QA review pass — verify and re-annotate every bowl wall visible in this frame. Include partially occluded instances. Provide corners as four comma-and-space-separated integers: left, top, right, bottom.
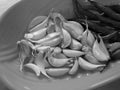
0, 0, 120, 90
0, 0, 73, 61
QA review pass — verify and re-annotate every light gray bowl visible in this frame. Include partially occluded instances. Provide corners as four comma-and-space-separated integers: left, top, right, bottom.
0, 0, 120, 90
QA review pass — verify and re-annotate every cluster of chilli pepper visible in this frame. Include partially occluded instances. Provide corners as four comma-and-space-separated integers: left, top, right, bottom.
72, 0, 120, 61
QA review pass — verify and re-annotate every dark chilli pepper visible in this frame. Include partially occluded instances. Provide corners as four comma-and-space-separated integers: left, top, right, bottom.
103, 31, 120, 43
88, 0, 120, 21
77, 19, 115, 35
72, 0, 98, 20
108, 42, 120, 53
90, 11, 120, 29
109, 4, 120, 14
81, 4, 98, 11
111, 49, 120, 60
72, 0, 86, 19
102, 31, 118, 43
72, 0, 82, 19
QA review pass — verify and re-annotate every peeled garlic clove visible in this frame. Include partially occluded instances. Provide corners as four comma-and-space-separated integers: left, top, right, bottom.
78, 57, 105, 71
53, 12, 83, 40
24, 28, 47, 40
63, 49, 85, 57
87, 30, 95, 47
29, 17, 48, 33
69, 59, 79, 75
29, 9, 54, 32
24, 63, 40, 76
52, 47, 62, 55
53, 53, 67, 59
63, 21, 84, 40
61, 29, 72, 48
84, 51, 100, 64
40, 37, 61, 47
70, 38, 82, 50
28, 32, 61, 44
48, 55, 73, 67
99, 35, 110, 60
92, 40, 109, 61
35, 46, 50, 53
53, 13, 71, 48
28, 16, 47, 29
46, 68, 69, 77
81, 30, 88, 46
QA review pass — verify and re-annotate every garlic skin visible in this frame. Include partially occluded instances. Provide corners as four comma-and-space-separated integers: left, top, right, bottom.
28, 32, 61, 44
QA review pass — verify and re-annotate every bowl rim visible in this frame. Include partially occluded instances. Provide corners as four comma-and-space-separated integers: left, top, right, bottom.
0, 0, 22, 24
0, 0, 120, 90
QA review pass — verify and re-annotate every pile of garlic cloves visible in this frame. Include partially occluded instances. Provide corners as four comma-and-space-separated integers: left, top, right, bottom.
17, 9, 110, 80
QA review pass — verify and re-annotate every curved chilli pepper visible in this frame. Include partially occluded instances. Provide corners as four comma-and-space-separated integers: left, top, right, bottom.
102, 31, 118, 43
72, 0, 98, 20
111, 49, 120, 60
90, 11, 120, 29
77, 19, 114, 35
72, 0, 85, 19
109, 4, 120, 14
88, 0, 120, 21
109, 42, 120, 53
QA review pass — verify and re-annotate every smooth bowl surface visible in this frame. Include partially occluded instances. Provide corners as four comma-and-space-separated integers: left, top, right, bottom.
0, 0, 120, 90
0, 0, 73, 62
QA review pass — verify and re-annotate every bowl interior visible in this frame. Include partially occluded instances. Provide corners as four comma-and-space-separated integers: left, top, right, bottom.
0, 0, 73, 61
0, 0, 120, 61
0, 0, 120, 90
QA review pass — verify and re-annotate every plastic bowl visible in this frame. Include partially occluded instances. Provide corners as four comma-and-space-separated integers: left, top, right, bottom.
0, 0, 120, 90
